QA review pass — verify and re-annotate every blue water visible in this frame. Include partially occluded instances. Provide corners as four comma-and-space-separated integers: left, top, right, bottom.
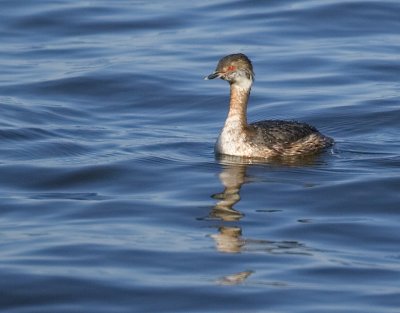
1, 1, 400, 312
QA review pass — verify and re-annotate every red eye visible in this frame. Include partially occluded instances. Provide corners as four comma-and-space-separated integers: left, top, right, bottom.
227, 66, 236, 71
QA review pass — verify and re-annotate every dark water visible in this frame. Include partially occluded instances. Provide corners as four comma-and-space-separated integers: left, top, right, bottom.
1, 1, 400, 312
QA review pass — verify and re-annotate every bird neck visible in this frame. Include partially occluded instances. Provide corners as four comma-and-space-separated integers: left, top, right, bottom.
225, 83, 251, 129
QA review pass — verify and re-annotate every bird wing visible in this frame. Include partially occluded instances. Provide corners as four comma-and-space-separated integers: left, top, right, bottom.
249, 120, 319, 145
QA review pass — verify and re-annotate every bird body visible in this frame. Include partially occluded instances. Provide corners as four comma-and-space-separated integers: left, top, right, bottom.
206, 53, 333, 158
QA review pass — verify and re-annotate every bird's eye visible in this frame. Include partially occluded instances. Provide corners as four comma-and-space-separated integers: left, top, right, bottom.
227, 66, 236, 71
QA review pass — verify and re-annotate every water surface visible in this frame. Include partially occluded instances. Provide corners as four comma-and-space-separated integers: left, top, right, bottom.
1, 1, 400, 312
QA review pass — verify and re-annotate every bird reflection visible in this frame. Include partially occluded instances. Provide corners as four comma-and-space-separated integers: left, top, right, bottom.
206, 154, 323, 286
217, 270, 253, 286
209, 154, 320, 254
208, 159, 247, 253
210, 226, 244, 253
210, 163, 247, 221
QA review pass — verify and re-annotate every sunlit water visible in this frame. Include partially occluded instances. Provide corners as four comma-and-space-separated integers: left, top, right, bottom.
1, 1, 400, 312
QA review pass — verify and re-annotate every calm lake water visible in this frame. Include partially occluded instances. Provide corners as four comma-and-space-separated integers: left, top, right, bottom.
1, 1, 400, 312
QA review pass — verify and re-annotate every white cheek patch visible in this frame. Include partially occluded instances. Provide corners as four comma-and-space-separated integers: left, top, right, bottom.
232, 70, 253, 90
235, 77, 252, 90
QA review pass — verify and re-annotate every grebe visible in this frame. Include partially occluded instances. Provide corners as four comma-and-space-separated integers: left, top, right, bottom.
205, 53, 333, 158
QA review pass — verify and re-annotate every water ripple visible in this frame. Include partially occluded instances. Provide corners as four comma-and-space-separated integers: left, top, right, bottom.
1, 0, 400, 312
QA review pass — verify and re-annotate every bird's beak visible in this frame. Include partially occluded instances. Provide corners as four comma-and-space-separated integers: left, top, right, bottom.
204, 71, 221, 80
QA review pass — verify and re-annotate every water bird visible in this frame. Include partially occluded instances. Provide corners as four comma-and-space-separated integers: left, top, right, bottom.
205, 53, 333, 158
